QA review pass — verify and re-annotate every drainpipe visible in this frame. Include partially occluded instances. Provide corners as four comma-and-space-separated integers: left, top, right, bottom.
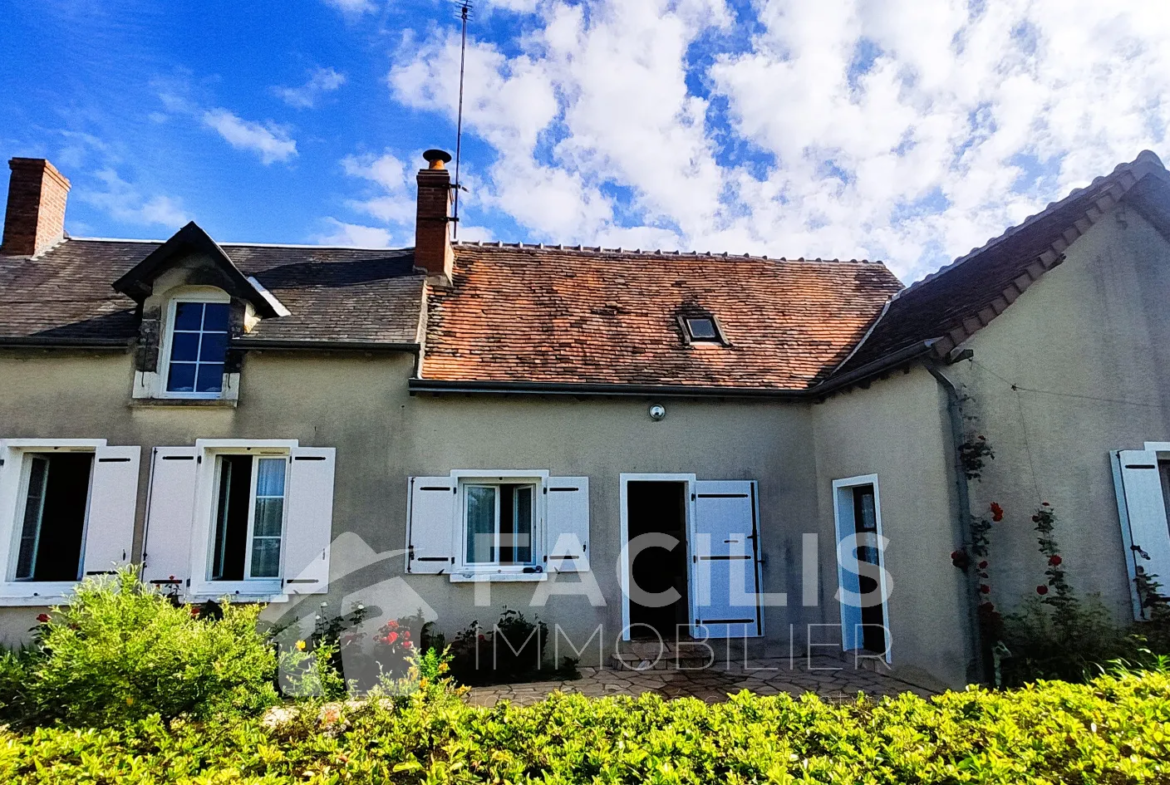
924, 358, 989, 685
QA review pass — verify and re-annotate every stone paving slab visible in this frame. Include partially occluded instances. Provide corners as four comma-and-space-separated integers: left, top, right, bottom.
465, 654, 937, 707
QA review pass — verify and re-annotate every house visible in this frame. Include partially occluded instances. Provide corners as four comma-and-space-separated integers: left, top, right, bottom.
1, 149, 1168, 690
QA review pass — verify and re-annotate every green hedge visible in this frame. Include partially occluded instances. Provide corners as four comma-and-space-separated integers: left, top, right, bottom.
3, 669, 1170, 783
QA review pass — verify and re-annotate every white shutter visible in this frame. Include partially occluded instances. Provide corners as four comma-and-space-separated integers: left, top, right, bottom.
407, 477, 455, 574
1112, 450, 1170, 619
282, 447, 335, 595
81, 445, 141, 576
0, 442, 22, 581
141, 446, 199, 591
692, 480, 763, 638
547, 477, 589, 572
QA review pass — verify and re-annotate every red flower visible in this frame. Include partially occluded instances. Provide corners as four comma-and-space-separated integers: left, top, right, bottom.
980, 584, 991, 594
386, 631, 398, 644
1048, 555, 1062, 567
386, 620, 398, 629
403, 641, 413, 649
989, 503, 1004, 522
401, 630, 410, 639
980, 602, 995, 612
950, 550, 961, 560
1041, 502, 1050, 507
35, 613, 50, 624
978, 561, 988, 569
1037, 585, 1049, 595
1031, 515, 1040, 522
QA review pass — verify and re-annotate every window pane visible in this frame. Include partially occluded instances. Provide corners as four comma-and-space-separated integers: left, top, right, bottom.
465, 486, 497, 564
514, 486, 533, 564
170, 332, 200, 362
250, 538, 281, 578
167, 362, 197, 392
202, 303, 230, 331
253, 497, 284, 538
199, 332, 228, 363
686, 317, 717, 339
173, 302, 204, 330
15, 458, 49, 580
255, 458, 286, 497
195, 363, 224, 393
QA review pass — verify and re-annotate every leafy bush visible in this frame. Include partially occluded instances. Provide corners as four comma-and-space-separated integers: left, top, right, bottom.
448, 608, 577, 685
3, 568, 282, 727
1, 668, 1169, 783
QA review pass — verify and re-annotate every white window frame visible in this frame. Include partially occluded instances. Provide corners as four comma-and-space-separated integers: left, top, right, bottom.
450, 470, 549, 581
0, 439, 105, 604
157, 291, 233, 400
190, 439, 296, 599
209, 453, 290, 583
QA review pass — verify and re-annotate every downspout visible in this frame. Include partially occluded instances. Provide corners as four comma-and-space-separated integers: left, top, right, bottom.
924, 358, 988, 685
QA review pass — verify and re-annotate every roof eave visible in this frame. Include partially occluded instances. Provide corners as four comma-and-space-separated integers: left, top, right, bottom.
408, 378, 810, 400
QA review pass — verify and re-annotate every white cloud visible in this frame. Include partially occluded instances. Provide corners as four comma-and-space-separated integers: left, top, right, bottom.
339, 150, 416, 223
275, 67, 346, 109
314, 218, 395, 247
82, 169, 190, 228
202, 109, 298, 164
385, 0, 1170, 281
324, 0, 376, 14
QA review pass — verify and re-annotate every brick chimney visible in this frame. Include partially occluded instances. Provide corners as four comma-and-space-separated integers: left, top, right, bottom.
415, 149, 454, 282
1, 158, 71, 257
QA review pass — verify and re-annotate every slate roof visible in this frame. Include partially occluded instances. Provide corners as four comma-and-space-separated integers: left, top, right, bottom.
835, 150, 1170, 375
0, 239, 425, 346
419, 245, 903, 391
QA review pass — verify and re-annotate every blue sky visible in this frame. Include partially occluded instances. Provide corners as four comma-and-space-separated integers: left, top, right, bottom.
2, 0, 1167, 282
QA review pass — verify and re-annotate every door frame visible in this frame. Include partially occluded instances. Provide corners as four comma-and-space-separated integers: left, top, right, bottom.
619, 473, 696, 642
831, 474, 891, 663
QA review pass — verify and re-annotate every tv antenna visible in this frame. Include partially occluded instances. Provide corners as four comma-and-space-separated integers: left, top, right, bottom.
452, 0, 472, 239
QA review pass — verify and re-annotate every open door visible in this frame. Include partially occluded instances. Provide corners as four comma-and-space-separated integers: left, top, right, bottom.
833, 475, 890, 660
691, 480, 763, 639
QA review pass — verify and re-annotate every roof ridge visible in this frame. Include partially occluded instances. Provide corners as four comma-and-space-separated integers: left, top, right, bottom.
66, 236, 409, 252
892, 150, 1167, 301
451, 240, 881, 265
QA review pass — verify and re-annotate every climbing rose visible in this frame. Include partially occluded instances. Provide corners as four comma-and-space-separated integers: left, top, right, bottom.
980, 584, 991, 594
1049, 555, 1063, 567
386, 631, 398, 644
978, 561, 989, 569
1037, 585, 1049, 595
1042, 502, 1051, 507
35, 613, 50, 624
990, 503, 1004, 522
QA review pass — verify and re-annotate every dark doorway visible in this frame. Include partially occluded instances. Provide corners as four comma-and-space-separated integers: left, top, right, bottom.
852, 485, 888, 654
626, 481, 689, 640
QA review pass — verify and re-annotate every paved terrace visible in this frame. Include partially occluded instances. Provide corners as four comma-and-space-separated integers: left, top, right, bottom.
467, 643, 938, 707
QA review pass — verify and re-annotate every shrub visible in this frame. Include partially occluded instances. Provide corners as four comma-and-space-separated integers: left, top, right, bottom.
9, 568, 281, 727
447, 608, 577, 685
1, 669, 1169, 783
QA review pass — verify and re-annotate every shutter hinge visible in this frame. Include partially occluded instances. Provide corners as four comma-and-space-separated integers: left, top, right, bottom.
197, 455, 202, 464
691, 493, 696, 501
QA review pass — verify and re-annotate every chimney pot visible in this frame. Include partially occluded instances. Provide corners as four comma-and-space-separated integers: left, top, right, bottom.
2, 158, 71, 257
415, 149, 454, 281
422, 148, 453, 170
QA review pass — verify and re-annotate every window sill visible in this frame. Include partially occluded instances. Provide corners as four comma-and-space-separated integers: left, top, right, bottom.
449, 571, 548, 583
0, 582, 80, 606
129, 397, 238, 408
189, 593, 289, 604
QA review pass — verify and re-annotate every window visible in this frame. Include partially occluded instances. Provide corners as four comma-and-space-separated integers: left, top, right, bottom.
13, 453, 93, 582
680, 314, 724, 344
1161, 461, 1170, 523
210, 454, 288, 581
165, 301, 229, 395
465, 483, 534, 566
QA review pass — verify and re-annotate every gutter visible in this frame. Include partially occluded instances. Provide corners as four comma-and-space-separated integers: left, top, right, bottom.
409, 343, 937, 400
408, 378, 808, 400
924, 359, 988, 685
232, 339, 420, 354
0, 336, 132, 351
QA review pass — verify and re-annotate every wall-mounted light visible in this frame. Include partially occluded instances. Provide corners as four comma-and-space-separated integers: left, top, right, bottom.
649, 404, 666, 422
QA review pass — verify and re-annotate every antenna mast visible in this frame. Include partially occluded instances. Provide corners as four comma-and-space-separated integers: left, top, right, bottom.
452, 0, 472, 239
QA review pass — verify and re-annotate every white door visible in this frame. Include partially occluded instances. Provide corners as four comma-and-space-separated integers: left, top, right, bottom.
690, 480, 763, 638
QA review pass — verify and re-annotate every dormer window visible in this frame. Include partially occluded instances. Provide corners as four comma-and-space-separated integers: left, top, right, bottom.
680, 314, 725, 345
165, 301, 230, 395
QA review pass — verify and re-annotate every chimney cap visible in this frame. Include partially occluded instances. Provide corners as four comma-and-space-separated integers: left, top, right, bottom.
422, 149, 453, 169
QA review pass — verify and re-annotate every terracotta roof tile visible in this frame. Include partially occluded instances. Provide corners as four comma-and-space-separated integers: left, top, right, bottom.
421, 245, 903, 390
